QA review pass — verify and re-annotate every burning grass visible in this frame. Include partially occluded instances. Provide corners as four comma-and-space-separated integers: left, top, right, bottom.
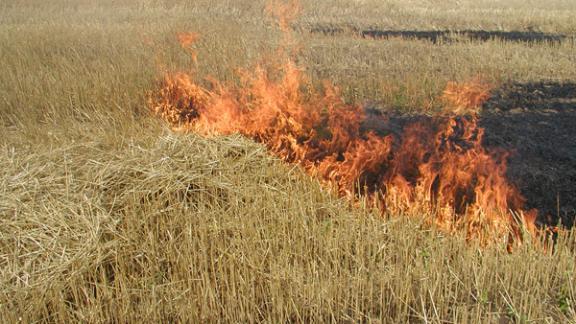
2, 133, 575, 322
2, 0, 576, 322
149, 33, 540, 250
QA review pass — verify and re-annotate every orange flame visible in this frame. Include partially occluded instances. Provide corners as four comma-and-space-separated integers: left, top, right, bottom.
148, 1, 541, 250
149, 56, 540, 248
177, 32, 200, 64
441, 78, 492, 114
265, 0, 301, 33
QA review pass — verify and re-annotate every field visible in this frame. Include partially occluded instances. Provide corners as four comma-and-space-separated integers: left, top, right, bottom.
1, 0, 576, 322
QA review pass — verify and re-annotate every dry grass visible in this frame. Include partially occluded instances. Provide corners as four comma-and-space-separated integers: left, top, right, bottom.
1, 0, 576, 322
2, 134, 575, 322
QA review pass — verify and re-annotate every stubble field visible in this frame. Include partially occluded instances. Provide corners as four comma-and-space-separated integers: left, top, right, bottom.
1, 0, 576, 322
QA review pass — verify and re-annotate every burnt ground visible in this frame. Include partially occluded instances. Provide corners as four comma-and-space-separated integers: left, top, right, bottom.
481, 82, 576, 227
361, 82, 576, 227
361, 30, 567, 44
308, 26, 569, 44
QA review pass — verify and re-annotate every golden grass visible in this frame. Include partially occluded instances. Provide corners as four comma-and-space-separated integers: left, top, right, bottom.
2, 133, 575, 322
1, 0, 576, 322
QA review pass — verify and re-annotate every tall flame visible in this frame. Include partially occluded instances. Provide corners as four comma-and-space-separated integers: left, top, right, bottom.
150, 62, 538, 248
148, 2, 540, 250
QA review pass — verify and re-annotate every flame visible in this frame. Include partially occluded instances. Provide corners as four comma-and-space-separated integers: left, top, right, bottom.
177, 32, 200, 64
149, 60, 540, 248
441, 78, 492, 114
265, 0, 301, 33
148, 1, 541, 249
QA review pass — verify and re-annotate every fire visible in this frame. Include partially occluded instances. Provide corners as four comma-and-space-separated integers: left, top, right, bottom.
149, 61, 539, 248
148, 1, 540, 249
177, 32, 200, 64
265, 0, 301, 33
441, 78, 492, 114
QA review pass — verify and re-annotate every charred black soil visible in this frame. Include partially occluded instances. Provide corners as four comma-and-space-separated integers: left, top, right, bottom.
308, 26, 569, 44
481, 82, 576, 227
361, 82, 576, 227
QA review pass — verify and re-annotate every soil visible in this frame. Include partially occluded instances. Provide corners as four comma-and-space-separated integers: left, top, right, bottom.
481, 82, 576, 227
308, 26, 570, 44
360, 82, 576, 227
361, 30, 567, 44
